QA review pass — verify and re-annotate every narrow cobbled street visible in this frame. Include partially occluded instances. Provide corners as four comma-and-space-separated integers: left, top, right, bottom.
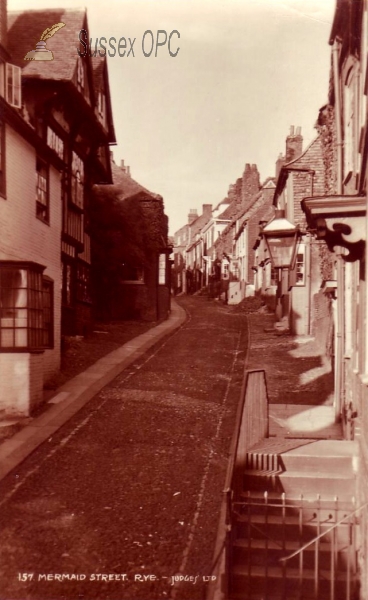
0, 296, 249, 600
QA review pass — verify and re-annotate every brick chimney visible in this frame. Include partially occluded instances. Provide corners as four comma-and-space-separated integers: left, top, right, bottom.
241, 163, 260, 208
285, 126, 303, 163
202, 204, 212, 218
120, 160, 131, 177
276, 153, 285, 178
0, 0, 7, 50
188, 209, 198, 224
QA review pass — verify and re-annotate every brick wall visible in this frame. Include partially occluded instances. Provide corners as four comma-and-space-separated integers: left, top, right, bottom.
0, 125, 62, 409
291, 136, 326, 229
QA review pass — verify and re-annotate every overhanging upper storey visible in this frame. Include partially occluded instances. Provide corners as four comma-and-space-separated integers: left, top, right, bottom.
302, 195, 366, 262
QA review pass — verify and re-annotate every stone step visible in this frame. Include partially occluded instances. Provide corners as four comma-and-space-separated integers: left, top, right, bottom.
243, 469, 356, 497
234, 513, 353, 545
232, 537, 350, 571
278, 440, 359, 473
268, 404, 343, 439
230, 564, 353, 599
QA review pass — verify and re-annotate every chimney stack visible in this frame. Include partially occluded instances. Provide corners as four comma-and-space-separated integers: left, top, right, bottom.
188, 209, 198, 224
120, 160, 131, 176
202, 204, 212, 218
241, 163, 260, 208
285, 125, 303, 163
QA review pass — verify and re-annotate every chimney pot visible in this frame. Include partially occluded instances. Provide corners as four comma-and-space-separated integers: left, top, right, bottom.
296, 126, 302, 136
285, 126, 303, 163
121, 159, 125, 168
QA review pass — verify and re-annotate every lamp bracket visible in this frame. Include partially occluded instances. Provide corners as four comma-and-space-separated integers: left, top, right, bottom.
302, 195, 366, 263
316, 216, 365, 262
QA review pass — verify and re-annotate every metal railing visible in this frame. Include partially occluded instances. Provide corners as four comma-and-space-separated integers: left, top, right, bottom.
223, 369, 269, 597
228, 491, 362, 600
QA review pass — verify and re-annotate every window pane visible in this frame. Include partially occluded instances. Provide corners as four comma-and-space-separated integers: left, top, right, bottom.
6, 63, 13, 104
0, 63, 4, 98
15, 329, 27, 347
36, 159, 49, 221
14, 67, 21, 107
1, 329, 14, 347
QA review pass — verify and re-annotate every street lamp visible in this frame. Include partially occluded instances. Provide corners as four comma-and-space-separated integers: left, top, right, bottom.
262, 210, 299, 269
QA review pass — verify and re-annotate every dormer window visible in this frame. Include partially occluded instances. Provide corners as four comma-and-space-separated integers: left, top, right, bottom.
0, 62, 21, 108
77, 59, 85, 91
98, 91, 105, 121
98, 91, 105, 119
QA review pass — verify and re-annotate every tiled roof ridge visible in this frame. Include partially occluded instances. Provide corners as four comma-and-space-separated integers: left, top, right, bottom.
113, 161, 161, 200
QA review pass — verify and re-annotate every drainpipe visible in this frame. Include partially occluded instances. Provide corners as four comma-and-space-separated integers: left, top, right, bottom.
332, 39, 344, 422
307, 236, 312, 336
332, 40, 343, 194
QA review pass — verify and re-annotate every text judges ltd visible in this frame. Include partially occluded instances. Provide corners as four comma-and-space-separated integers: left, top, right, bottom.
78, 29, 180, 58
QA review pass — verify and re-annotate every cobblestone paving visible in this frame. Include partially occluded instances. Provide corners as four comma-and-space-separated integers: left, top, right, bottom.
0, 296, 249, 600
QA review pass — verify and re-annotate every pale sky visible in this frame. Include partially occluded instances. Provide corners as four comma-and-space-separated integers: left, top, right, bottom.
9, 0, 336, 234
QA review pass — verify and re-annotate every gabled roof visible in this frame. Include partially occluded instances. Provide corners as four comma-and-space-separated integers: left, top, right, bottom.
8, 9, 85, 81
90, 54, 116, 143
110, 161, 160, 202
189, 211, 212, 238
274, 135, 323, 202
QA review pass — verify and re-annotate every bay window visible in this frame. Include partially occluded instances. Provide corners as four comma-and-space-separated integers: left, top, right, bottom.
0, 262, 53, 350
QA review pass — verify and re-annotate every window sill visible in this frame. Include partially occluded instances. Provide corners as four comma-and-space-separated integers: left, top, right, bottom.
0, 347, 45, 354
36, 214, 50, 226
121, 280, 145, 285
